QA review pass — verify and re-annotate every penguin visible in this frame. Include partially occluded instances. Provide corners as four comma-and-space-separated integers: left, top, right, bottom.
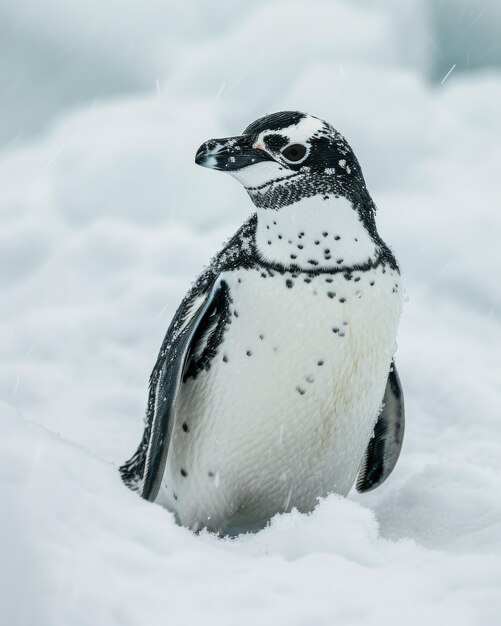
120, 111, 405, 534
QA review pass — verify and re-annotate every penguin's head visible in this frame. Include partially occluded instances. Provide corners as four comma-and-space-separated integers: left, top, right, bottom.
195, 111, 369, 211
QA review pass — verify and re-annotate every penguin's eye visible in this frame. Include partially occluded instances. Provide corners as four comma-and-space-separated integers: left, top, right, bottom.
281, 144, 307, 162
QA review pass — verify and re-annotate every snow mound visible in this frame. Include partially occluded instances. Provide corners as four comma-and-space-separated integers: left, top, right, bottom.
2, 404, 500, 626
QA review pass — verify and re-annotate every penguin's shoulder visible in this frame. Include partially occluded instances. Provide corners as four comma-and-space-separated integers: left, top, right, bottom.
152, 214, 259, 371
212, 213, 259, 274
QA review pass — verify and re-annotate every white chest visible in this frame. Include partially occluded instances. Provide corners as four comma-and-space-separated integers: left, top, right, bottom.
158, 260, 403, 532
254, 197, 379, 270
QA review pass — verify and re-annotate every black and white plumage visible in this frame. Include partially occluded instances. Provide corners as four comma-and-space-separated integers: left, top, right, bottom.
120, 111, 405, 533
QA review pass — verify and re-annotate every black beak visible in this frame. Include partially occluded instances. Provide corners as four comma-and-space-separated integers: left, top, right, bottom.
195, 135, 272, 171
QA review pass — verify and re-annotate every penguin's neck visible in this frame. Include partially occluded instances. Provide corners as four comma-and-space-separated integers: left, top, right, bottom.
254, 195, 379, 271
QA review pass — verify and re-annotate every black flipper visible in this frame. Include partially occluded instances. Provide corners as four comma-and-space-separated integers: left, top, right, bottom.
119, 275, 227, 501
120, 216, 257, 497
356, 362, 405, 493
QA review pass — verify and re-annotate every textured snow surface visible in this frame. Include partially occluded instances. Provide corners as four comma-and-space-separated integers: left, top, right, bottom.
1, 2, 501, 625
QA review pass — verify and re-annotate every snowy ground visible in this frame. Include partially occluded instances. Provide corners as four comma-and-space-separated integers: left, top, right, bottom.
1, 2, 501, 625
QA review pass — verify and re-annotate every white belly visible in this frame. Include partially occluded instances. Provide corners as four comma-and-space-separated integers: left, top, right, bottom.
156, 264, 403, 532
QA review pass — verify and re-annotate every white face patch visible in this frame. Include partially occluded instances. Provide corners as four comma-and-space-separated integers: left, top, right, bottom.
256, 115, 325, 150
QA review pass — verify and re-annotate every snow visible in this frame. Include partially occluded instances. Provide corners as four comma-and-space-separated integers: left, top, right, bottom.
1, 1, 501, 624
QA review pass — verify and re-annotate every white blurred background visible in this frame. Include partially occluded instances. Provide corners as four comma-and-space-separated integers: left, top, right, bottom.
1, 0, 501, 145
1, 2, 501, 625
